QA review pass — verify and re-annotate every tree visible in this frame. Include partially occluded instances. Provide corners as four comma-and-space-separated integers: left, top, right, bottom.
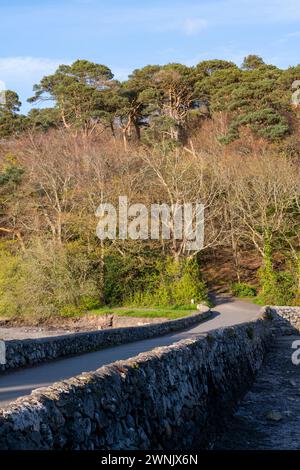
195, 61, 241, 116
28, 60, 115, 137
242, 55, 265, 70
224, 64, 290, 142
140, 145, 223, 261
193, 56, 294, 144
0, 90, 25, 138
106, 67, 160, 149
148, 63, 200, 142
113, 65, 161, 147
1, 90, 21, 113
211, 61, 290, 142
229, 154, 299, 263
26, 108, 61, 132
120, 63, 201, 144
195, 59, 238, 77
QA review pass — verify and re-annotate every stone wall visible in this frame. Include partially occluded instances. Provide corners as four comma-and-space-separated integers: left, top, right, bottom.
263, 306, 300, 334
0, 309, 211, 373
0, 318, 271, 450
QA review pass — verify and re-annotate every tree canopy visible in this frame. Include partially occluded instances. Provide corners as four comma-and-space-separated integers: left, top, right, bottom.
0, 56, 298, 147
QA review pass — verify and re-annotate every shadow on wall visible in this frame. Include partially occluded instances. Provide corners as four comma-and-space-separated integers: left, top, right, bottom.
209, 293, 235, 306
263, 306, 300, 335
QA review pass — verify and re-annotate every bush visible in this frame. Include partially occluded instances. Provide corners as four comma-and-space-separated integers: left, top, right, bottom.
0, 243, 23, 317
0, 240, 100, 319
128, 257, 208, 307
231, 282, 257, 298
103, 252, 158, 305
59, 305, 83, 318
257, 264, 297, 306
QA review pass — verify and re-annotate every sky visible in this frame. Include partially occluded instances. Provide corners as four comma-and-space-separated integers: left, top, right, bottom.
0, 0, 300, 112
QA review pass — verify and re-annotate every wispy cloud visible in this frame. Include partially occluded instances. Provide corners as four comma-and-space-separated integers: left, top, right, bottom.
182, 18, 208, 36
6, 1, 299, 38
86, 0, 300, 29
277, 30, 300, 44
1, 0, 300, 109
0, 57, 69, 109
286, 31, 300, 38
0, 57, 65, 84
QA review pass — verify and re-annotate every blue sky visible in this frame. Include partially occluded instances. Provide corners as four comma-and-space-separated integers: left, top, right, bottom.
1, 0, 300, 112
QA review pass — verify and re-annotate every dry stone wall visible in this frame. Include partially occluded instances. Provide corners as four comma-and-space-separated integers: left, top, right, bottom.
263, 306, 300, 334
0, 309, 211, 373
0, 318, 271, 450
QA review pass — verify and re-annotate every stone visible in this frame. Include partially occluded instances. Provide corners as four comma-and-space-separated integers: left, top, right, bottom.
0, 319, 271, 450
1, 309, 211, 374
266, 411, 283, 421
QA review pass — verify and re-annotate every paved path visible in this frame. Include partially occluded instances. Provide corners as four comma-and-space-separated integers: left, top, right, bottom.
215, 334, 300, 449
0, 298, 260, 408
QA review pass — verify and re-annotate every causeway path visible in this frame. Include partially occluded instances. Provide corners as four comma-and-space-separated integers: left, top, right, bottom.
0, 297, 260, 408
215, 333, 300, 449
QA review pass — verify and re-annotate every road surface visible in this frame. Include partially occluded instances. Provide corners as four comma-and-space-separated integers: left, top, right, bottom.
0, 298, 260, 408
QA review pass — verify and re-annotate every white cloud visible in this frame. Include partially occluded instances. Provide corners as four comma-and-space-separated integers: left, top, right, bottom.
0, 57, 66, 85
102, 1, 300, 30
0, 57, 69, 111
182, 18, 208, 36
276, 30, 300, 44
287, 31, 300, 38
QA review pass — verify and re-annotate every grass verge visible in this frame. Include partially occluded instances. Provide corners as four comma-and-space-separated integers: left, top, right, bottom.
87, 305, 197, 319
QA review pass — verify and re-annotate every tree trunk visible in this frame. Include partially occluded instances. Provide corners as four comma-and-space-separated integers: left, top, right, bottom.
231, 235, 241, 283
122, 130, 128, 152
110, 120, 116, 139
134, 121, 141, 140
98, 240, 105, 305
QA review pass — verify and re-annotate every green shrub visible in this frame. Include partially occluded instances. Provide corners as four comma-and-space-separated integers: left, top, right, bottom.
0, 240, 100, 319
255, 239, 297, 306
128, 257, 208, 307
257, 269, 297, 306
0, 161, 24, 186
256, 245, 297, 306
231, 282, 257, 298
103, 252, 158, 305
79, 296, 101, 311
59, 305, 83, 318
0, 244, 23, 317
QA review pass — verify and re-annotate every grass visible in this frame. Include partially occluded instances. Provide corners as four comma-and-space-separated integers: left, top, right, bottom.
87, 305, 197, 319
